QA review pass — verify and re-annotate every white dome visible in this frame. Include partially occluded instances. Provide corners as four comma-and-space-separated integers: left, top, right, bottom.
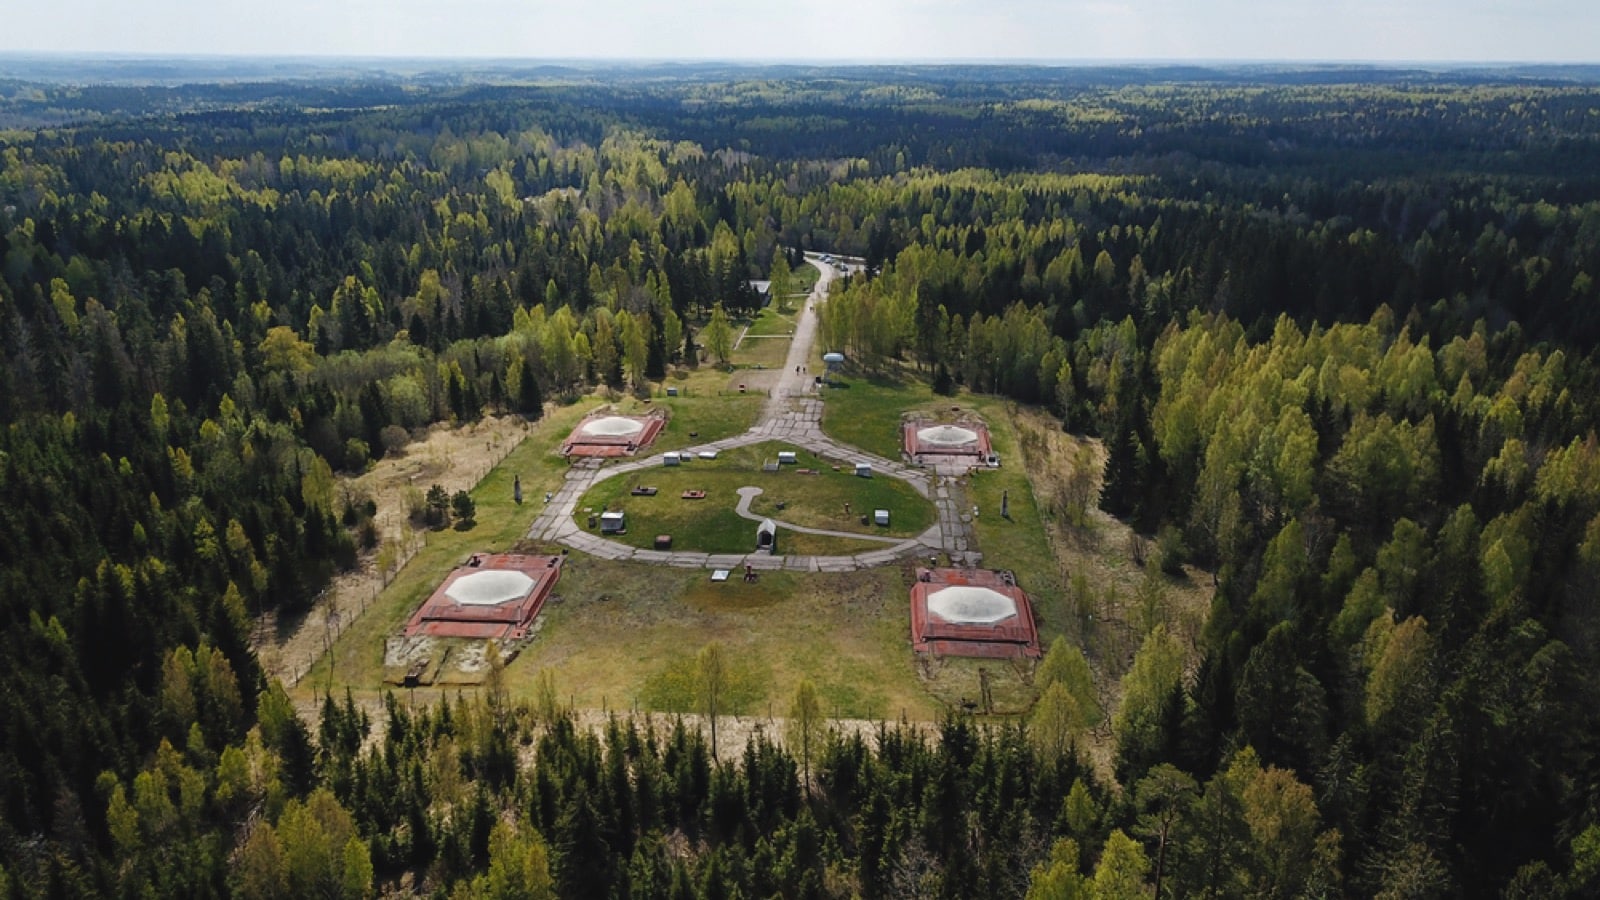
926, 586, 1017, 625
581, 416, 646, 437
917, 425, 979, 447
446, 570, 535, 606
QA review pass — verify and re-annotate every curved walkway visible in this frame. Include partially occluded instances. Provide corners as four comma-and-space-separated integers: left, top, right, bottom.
527, 255, 982, 572
732, 486, 903, 544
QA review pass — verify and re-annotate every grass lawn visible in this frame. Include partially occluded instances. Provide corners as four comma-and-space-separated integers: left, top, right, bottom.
575, 443, 936, 554
601, 391, 765, 450
511, 559, 939, 721
816, 365, 946, 459
744, 306, 799, 338
814, 364, 1068, 640
729, 335, 791, 370
963, 400, 1068, 643
791, 262, 820, 295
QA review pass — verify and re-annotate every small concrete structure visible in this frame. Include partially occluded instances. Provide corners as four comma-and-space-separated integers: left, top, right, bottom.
663, 452, 682, 467
698, 450, 719, 460
778, 451, 798, 465
563, 411, 666, 458
903, 417, 994, 468
756, 519, 777, 554
855, 462, 873, 478
874, 509, 890, 526
909, 567, 1041, 659
599, 511, 626, 534
402, 553, 563, 641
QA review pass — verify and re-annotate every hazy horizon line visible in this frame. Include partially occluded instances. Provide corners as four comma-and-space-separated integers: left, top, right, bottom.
1, 51, 1596, 68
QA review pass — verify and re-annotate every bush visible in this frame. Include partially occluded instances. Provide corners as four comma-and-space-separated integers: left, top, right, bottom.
379, 425, 410, 458
451, 490, 476, 526
1156, 525, 1187, 576
424, 484, 450, 528
342, 438, 370, 472
358, 520, 380, 550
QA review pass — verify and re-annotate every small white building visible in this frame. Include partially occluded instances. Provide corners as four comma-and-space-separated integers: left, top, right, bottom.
874, 509, 890, 526
855, 463, 873, 478
600, 511, 626, 534
777, 451, 798, 465
663, 452, 681, 466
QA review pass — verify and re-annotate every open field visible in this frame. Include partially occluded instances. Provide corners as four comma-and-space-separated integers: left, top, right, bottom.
814, 364, 952, 461
729, 336, 791, 370
511, 559, 944, 721
257, 417, 519, 675
590, 390, 766, 451
300, 349, 1177, 731
292, 398, 605, 695
574, 442, 936, 554
743, 306, 800, 338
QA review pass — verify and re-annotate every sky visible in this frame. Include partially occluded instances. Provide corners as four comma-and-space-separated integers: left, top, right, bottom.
5, 0, 1596, 63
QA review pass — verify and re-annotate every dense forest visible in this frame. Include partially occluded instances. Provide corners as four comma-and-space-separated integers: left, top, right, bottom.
2, 62, 1600, 896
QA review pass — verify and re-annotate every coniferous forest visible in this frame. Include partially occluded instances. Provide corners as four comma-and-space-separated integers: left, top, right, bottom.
2, 62, 1600, 897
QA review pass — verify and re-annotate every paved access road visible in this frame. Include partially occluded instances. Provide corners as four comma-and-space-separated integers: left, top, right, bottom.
527, 254, 980, 572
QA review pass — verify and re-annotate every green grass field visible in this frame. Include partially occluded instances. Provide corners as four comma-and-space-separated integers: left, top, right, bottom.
305, 354, 1072, 723
575, 443, 936, 553
729, 335, 791, 370
816, 366, 944, 459
743, 306, 799, 338
601, 392, 765, 451
511, 560, 939, 720
815, 365, 1067, 640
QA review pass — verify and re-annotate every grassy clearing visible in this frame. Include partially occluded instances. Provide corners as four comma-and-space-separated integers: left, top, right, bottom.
730, 335, 791, 370
744, 307, 799, 338
816, 365, 953, 460
790, 262, 821, 296
815, 366, 1063, 609
964, 401, 1067, 638
517, 559, 939, 721
295, 401, 604, 696
601, 391, 765, 450
773, 531, 892, 557
305, 353, 1178, 727
575, 443, 936, 553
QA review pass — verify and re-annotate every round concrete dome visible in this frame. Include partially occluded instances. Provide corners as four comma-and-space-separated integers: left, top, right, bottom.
917, 424, 979, 447
927, 586, 1017, 625
581, 416, 646, 437
446, 570, 535, 606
